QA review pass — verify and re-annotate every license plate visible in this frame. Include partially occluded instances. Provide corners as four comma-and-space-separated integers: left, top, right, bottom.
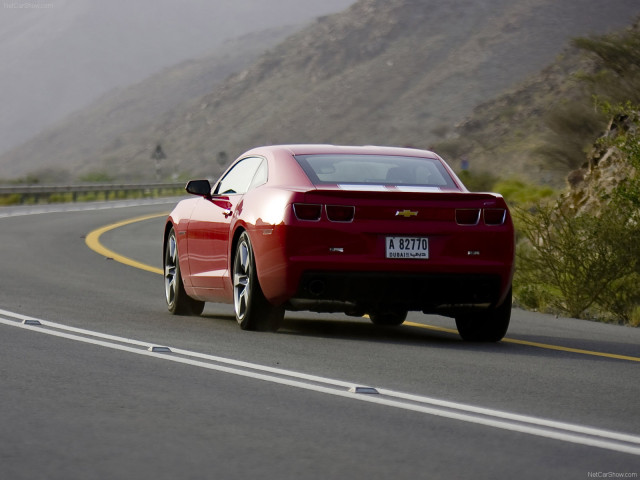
385, 236, 429, 259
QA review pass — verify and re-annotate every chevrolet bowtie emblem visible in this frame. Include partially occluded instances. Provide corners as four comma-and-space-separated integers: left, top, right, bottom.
396, 210, 418, 218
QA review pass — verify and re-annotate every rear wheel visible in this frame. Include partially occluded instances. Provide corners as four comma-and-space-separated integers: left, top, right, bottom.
455, 287, 512, 342
164, 227, 205, 316
233, 232, 284, 332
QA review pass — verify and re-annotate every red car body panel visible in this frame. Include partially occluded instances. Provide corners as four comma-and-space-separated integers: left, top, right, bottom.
165, 145, 515, 316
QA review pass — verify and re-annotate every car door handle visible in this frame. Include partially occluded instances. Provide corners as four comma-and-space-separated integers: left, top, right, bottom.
223, 209, 233, 218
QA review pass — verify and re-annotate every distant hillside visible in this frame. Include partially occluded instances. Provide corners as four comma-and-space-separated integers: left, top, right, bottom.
436, 16, 640, 187
3, 0, 640, 183
433, 45, 594, 186
0, 0, 355, 155
0, 27, 295, 182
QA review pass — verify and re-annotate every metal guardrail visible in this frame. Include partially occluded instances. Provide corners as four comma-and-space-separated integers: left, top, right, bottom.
0, 182, 186, 205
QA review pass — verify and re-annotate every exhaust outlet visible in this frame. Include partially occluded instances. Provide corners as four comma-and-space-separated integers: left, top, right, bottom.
307, 279, 326, 297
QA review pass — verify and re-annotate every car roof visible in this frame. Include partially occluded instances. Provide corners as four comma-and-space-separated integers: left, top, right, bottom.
244, 144, 441, 159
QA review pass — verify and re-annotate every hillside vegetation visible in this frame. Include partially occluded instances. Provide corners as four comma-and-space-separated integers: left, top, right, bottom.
510, 21, 640, 325
2, 0, 639, 183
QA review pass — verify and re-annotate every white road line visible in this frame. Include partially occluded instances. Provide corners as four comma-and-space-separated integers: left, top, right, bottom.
1, 308, 639, 456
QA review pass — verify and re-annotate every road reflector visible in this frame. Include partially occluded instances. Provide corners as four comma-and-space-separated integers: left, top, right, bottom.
22, 319, 42, 326
349, 386, 379, 394
148, 346, 172, 353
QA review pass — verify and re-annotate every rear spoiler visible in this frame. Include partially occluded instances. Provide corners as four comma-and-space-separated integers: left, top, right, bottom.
300, 185, 504, 203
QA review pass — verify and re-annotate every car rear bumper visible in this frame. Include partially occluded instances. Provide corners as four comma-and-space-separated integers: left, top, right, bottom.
286, 270, 505, 315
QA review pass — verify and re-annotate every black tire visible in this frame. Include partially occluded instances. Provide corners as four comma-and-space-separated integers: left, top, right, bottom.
233, 232, 284, 332
455, 287, 512, 342
164, 227, 205, 316
369, 308, 408, 326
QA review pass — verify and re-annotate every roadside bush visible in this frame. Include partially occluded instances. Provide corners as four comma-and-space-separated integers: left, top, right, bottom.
48, 193, 73, 203
492, 179, 556, 206
514, 202, 640, 320
0, 194, 22, 206
596, 273, 640, 324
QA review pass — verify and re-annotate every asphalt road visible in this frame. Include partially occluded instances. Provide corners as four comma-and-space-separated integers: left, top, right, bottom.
1, 200, 639, 480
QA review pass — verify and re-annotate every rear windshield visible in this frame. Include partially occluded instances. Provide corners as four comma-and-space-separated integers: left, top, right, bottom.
294, 154, 457, 189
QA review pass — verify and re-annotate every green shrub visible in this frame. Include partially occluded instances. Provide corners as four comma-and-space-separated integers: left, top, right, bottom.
515, 202, 640, 322
630, 307, 640, 328
48, 193, 73, 204
492, 179, 556, 206
596, 273, 640, 323
0, 194, 22, 206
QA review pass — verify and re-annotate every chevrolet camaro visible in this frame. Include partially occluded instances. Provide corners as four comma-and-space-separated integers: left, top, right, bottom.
164, 145, 514, 341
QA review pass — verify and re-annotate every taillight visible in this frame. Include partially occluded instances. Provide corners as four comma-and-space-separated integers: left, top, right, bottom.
456, 209, 481, 225
484, 208, 506, 225
293, 203, 322, 221
326, 205, 355, 222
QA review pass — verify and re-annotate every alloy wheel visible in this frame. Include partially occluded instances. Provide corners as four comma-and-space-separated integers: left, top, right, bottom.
233, 239, 251, 322
164, 232, 177, 307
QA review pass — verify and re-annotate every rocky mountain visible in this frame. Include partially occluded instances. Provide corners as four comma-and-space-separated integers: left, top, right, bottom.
2, 0, 640, 182
565, 112, 639, 215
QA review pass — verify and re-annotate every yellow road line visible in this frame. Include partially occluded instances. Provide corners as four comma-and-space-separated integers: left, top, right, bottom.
405, 321, 640, 362
501, 337, 640, 362
87, 214, 640, 363
85, 213, 167, 275
405, 321, 459, 335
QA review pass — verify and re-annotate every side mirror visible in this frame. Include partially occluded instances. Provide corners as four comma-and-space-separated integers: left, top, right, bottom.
185, 179, 212, 197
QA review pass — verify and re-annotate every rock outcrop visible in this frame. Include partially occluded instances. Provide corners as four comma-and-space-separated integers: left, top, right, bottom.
564, 112, 638, 215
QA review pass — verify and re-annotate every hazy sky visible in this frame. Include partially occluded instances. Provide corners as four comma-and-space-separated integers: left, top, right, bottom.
0, 0, 355, 156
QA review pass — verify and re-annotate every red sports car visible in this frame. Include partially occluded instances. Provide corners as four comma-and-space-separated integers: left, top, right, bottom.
164, 145, 514, 341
